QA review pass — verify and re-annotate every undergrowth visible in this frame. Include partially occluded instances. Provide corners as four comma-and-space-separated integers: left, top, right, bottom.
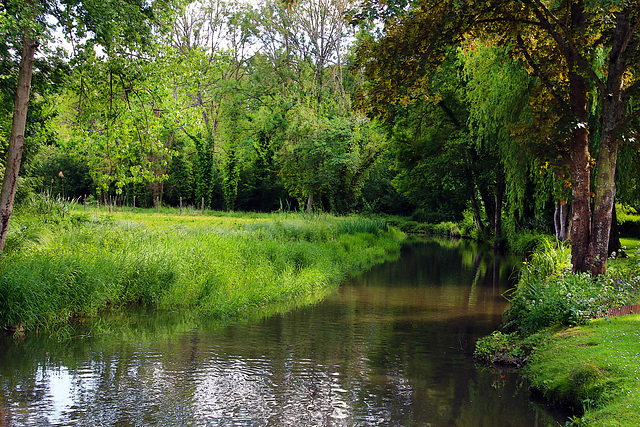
502, 240, 640, 336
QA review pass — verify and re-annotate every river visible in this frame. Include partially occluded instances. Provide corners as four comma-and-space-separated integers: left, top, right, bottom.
0, 239, 567, 426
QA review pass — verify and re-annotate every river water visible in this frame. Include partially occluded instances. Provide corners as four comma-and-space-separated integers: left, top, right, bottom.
0, 240, 566, 426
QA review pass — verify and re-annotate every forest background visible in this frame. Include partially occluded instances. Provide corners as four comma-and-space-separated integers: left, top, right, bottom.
1, 0, 639, 268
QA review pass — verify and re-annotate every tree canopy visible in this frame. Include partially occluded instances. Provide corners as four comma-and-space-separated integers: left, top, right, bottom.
1, 0, 639, 273
352, 0, 640, 273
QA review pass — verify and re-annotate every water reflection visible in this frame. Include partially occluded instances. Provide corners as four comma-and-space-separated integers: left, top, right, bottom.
0, 239, 565, 426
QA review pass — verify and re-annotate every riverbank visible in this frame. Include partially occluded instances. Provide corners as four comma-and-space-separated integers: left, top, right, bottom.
0, 207, 405, 334
475, 238, 640, 426
526, 315, 640, 426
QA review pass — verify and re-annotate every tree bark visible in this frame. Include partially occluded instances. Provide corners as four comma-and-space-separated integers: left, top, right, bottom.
588, 133, 618, 274
557, 201, 569, 241
586, 7, 630, 275
0, 34, 38, 255
608, 204, 623, 257
479, 185, 495, 233
564, 2, 593, 273
554, 202, 560, 239
567, 90, 591, 272
469, 190, 484, 233
306, 194, 313, 212
554, 201, 570, 242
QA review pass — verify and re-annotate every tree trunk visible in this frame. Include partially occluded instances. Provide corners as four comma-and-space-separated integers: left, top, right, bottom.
493, 176, 505, 248
557, 201, 569, 241
586, 6, 630, 275
0, 34, 38, 255
306, 194, 313, 212
567, 68, 592, 273
479, 186, 495, 234
588, 133, 618, 274
553, 201, 570, 242
554, 202, 560, 239
608, 203, 623, 257
469, 191, 484, 233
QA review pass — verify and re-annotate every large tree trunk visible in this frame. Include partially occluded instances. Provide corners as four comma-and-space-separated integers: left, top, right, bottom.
588, 133, 618, 274
0, 35, 38, 255
568, 72, 592, 273
565, 1, 594, 273
586, 6, 630, 275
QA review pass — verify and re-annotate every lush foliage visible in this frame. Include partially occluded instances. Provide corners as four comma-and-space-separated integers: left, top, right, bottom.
473, 330, 545, 366
503, 241, 640, 336
618, 205, 640, 238
2, 0, 638, 257
0, 205, 404, 333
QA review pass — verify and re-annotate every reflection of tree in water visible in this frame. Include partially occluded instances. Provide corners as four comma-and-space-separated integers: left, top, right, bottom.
455, 369, 565, 427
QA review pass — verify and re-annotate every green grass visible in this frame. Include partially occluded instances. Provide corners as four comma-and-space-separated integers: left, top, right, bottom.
475, 236, 640, 425
0, 207, 405, 333
619, 237, 639, 255
526, 316, 640, 426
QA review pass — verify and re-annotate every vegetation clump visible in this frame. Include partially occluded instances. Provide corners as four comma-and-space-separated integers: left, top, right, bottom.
503, 240, 640, 336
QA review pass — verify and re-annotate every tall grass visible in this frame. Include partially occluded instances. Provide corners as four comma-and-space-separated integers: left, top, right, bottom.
0, 209, 404, 332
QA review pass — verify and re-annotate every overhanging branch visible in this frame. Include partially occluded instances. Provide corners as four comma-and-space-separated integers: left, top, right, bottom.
516, 35, 570, 111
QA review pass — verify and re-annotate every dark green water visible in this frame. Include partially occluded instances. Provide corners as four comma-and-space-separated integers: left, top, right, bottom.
0, 240, 567, 426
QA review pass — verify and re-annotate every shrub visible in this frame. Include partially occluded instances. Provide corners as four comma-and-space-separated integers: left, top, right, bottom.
474, 331, 529, 365
507, 230, 552, 255
503, 240, 640, 336
618, 204, 640, 236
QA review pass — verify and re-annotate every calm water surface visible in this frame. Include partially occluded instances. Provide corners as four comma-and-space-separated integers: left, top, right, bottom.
0, 240, 567, 426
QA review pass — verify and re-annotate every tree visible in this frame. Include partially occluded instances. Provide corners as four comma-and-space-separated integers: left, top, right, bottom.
60, 53, 177, 199
352, 0, 640, 274
0, 0, 39, 254
0, 0, 167, 254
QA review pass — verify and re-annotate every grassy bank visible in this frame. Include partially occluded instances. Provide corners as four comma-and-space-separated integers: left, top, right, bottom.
526, 316, 640, 426
475, 238, 640, 426
0, 204, 405, 334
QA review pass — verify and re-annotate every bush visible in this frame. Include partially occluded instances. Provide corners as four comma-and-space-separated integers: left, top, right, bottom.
618, 204, 640, 236
474, 331, 529, 365
503, 240, 640, 335
507, 230, 552, 255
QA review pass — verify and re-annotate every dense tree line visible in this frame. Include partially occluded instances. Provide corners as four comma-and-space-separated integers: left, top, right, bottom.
1, 0, 639, 273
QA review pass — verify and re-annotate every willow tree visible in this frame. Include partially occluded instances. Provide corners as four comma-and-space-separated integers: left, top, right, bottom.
353, 0, 640, 274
